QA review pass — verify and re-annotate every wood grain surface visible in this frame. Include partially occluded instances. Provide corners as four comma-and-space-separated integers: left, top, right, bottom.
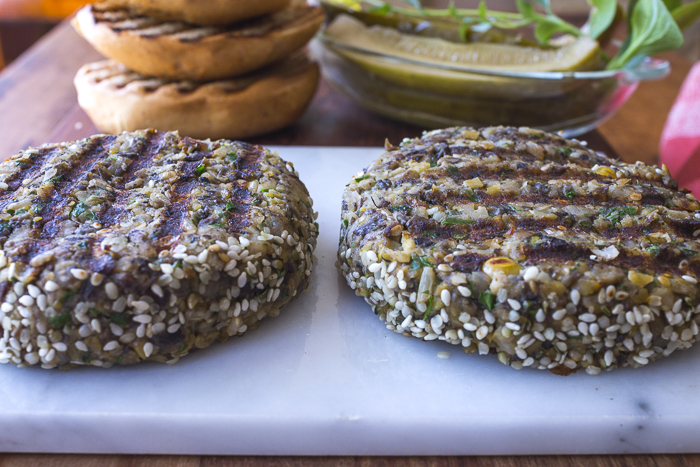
1, 454, 700, 466
0, 18, 697, 467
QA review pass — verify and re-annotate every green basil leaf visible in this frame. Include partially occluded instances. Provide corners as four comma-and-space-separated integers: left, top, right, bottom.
609, 0, 684, 69
225, 200, 238, 212
110, 314, 128, 326
673, 0, 700, 30
459, 20, 471, 42
479, 291, 496, 312
447, 2, 461, 20
515, 0, 580, 43
534, 19, 564, 42
422, 295, 434, 321
368, 3, 392, 14
587, 0, 618, 39
516, 0, 537, 18
49, 313, 72, 329
618, 0, 639, 56
410, 256, 433, 270
478, 0, 488, 20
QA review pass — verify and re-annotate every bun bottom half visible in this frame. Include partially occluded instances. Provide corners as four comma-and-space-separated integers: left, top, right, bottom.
75, 57, 319, 140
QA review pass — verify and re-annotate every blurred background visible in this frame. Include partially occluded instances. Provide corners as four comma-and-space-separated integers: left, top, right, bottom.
0, 0, 697, 70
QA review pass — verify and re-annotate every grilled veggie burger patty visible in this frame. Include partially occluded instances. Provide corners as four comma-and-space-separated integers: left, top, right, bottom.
0, 130, 318, 369
338, 126, 700, 375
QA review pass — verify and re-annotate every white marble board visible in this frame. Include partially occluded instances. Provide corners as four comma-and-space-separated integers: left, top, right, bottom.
1, 146, 700, 456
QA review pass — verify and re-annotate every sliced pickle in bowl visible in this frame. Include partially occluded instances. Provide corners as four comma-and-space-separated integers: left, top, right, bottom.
320, 15, 604, 99
312, 39, 623, 134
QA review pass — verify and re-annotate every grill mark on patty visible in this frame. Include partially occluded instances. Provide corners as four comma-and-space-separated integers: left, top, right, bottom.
153, 143, 263, 243
0, 146, 62, 201
395, 213, 697, 274
224, 184, 254, 235
436, 229, 697, 275
428, 165, 669, 190
384, 140, 669, 189
36, 135, 117, 241
153, 178, 197, 243
521, 236, 590, 263
390, 144, 605, 168
445, 244, 698, 276
424, 189, 672, 209
522, 241, 696, 275
131, 135, 201, 246
379, 172, 675, 207
5, 137, 118, 262
221, 147, 260, 234
233, 143, 266, 180
112, 131, 166, 190
0, 145, 70, 235
399, 212, 698, 245
375, 190, 697, 242
394, 186, 696, 240
450, 253, 488, 272
98, 131, 166, 230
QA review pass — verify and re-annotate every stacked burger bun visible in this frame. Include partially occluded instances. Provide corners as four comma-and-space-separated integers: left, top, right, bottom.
72, 0, 323, 139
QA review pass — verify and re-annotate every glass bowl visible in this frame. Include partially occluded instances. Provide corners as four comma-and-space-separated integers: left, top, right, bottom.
311, 33, 671, 137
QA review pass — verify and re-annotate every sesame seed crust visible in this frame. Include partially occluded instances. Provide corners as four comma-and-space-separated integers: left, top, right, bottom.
0, 129, 318, 369
337, 126, 700, 375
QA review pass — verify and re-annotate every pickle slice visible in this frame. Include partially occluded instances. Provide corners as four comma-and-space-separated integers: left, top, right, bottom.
324, 15, 601, 73
321, 15, 603, 99
320, 1, 538, 46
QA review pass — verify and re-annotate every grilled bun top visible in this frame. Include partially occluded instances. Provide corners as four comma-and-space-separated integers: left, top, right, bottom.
72, 1, 324, 81
94, 0, 292, 26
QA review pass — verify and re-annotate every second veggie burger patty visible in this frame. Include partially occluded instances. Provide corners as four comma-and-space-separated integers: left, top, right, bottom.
338, 126, 700, 375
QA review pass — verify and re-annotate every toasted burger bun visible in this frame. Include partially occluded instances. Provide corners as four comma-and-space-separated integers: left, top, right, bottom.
75, 55, 319, 140
94, 0, 292, 26
72, 1, 324, 81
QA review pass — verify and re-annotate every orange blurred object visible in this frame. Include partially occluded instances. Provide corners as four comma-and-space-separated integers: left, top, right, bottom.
0, 0, 90, 19
41, 0, 91, 18
0, 0, 90, 70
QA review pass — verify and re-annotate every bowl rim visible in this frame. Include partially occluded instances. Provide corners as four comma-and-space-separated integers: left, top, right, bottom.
316, 33, 671, 82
